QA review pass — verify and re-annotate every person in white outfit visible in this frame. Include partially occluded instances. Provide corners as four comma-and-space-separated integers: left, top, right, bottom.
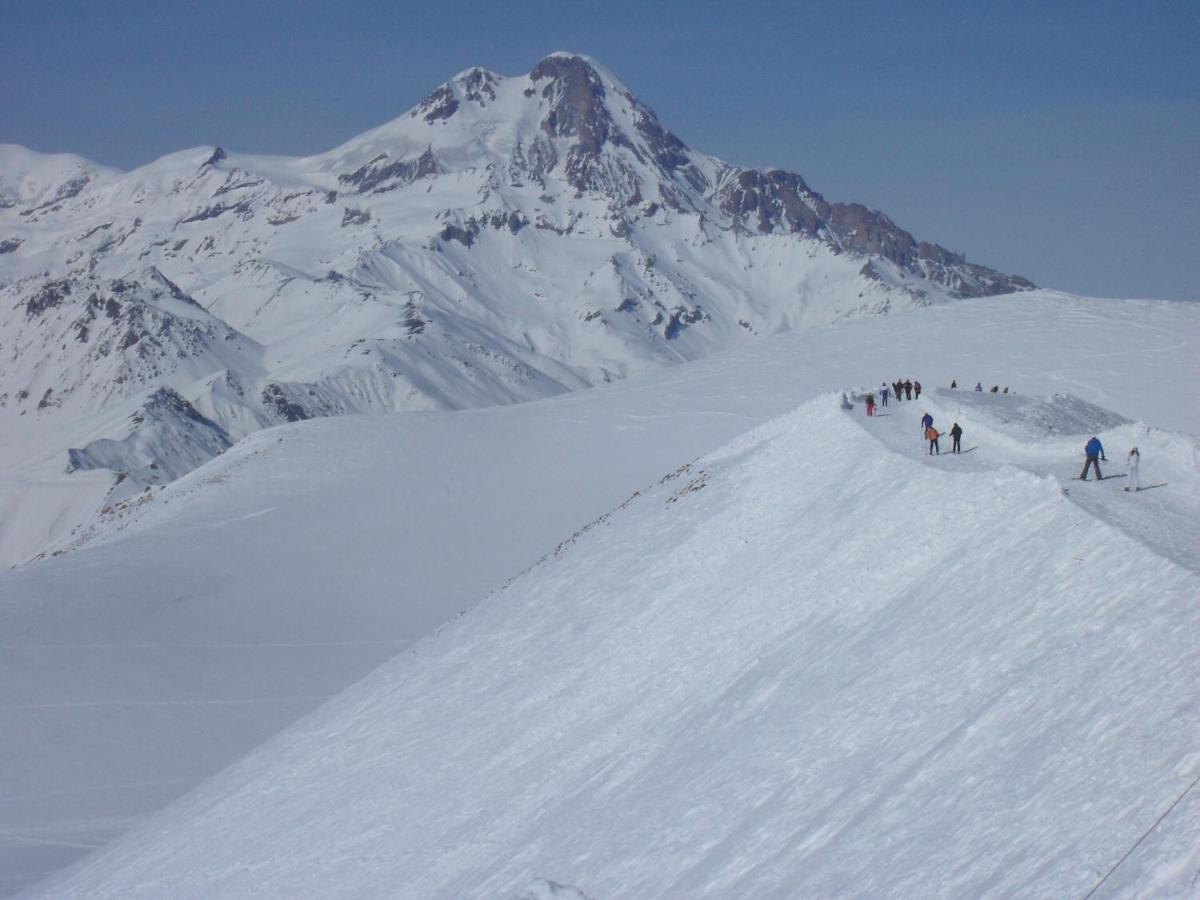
1124, 447, 1140, 492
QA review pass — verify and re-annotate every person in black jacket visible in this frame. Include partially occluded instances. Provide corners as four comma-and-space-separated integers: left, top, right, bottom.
950, 422, 963, 453
904, 379, 913, 400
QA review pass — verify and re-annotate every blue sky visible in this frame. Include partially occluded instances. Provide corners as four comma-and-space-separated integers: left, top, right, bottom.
3, 0, 1197, 299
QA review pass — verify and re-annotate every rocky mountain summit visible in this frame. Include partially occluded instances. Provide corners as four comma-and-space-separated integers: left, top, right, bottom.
0, 52, 1032, 564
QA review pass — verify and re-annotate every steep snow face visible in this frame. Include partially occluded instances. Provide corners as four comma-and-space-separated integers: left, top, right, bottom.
0, 54, 1035, 565
35, 398, 1198, 898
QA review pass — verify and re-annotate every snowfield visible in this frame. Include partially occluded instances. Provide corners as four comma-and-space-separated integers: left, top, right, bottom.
3, 290, 1198, 896
29, 393, 1199, 898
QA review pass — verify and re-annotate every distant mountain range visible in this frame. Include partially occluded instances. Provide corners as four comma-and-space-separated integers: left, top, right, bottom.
0, 52, 1032, 564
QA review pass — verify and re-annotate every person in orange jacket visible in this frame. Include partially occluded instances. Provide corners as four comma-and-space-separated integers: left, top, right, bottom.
926, 425, 940, 455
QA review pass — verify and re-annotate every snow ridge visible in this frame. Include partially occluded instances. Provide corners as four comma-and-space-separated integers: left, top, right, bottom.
32, 395, 1199, 898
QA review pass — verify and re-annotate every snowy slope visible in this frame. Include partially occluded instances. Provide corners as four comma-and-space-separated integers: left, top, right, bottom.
33, 394, 1199, 898
0, 53, 1036, 565
2, 291, 1196, 895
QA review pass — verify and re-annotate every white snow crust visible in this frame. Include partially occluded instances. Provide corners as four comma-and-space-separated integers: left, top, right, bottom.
3, 291, 1197, 896
29, 394, 1198, 898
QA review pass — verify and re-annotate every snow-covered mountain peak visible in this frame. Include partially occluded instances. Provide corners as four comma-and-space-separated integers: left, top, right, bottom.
1, 53, 1039, 567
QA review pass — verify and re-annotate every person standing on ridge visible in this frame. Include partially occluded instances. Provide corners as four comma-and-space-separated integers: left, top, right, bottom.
975, 382, 983, 391
926, 425, 941, 455
904, 379, 913, 400
950, 422, 963, 453
921, 411, 933, 436
894, 379, 903, 403
1079, 436, 1107, 481
1124, 447, 1140, 492
914, 380, 922, 400
951, 379, 957, 389
880, 383, 890, 407
866, 392, 875, 416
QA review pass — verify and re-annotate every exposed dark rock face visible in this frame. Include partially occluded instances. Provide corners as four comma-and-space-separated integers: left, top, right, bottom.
416, 86, 459, 123
25, 279, 72, 318
203, 147, 228, 167
0, 237, 24, 254
624, 91, 708, 192
178, 200, 253, 224
717, 168, 1033, 297
663, 305, 707, 339
338, 148, 440, 194
261, 383, 311, 422
531, 55, 624, 193
402, 298, 426, 335
719, 170, 824, 236
439, 224, 476, 247
438, 210, 529, 248
458, 68, 497, 105
341, 207, 371, 227
214, 171, 265, 196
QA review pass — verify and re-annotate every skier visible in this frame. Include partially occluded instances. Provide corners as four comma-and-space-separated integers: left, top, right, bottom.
951, 379, 957, 389
914, 380, 922, 400
866, 392, 875, 417
990, 385, 999, 393
921, 411, 933, 435
1124, 447, 1140, 492
1079, 436, 1107, 481
893, 380, 903, 403
904, 379, 913, 400
880, 383, 890, 407
975, 382, 983, 392
1003, 386, 1009, 394
950, 422, 963, 454
926, 425, 940, 455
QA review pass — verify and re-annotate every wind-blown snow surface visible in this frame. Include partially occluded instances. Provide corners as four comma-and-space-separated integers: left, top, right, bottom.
34, 394, 1199, 898
4, 291, 1198, 896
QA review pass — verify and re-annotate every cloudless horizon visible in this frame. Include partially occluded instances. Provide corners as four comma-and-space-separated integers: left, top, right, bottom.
3, 0, 1197, 300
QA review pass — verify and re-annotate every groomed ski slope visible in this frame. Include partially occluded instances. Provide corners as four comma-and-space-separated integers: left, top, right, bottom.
35, 393, 1199, 898
2, 292, 1197, 894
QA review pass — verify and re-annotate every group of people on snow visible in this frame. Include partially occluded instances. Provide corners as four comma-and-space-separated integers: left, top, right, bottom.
887, 379, 920, 403
919, 412, 962, 455
1079, 437, 1142, 491
865, 379, 920, 416
859, 382, 1144, 491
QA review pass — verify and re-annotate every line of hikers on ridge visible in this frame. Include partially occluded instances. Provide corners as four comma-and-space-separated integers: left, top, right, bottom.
857, 383, 1145, 491
867, 379, 1011, 411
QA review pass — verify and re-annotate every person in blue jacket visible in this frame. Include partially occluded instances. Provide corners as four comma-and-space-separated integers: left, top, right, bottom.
920, 412, 933, 436
1079, 436, 1107, 480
